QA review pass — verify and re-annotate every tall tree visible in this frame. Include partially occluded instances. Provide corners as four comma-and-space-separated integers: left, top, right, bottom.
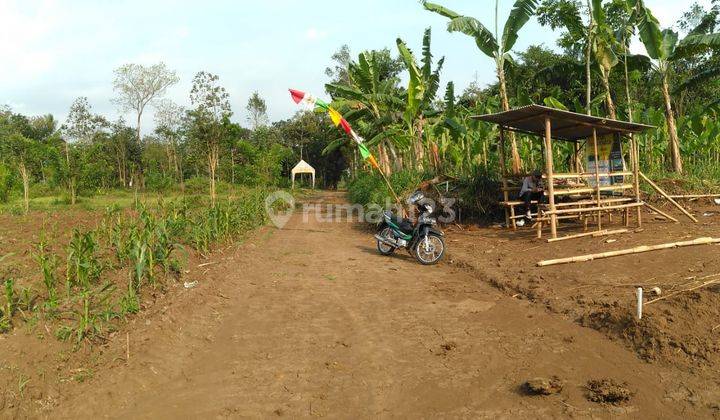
189, 71, 232, 205
325, 45, 352, 85
423, 0, 540, 173
0, 132, 38, 213
634, 0, 720, 173
111, 62, 179, 146
154, 99, 186, 187
246, 91, 269, 130
62, 97, 106, 201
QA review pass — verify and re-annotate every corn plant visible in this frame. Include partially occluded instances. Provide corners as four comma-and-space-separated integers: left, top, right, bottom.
57, 283, 115, 343
4, 279, 16, 320
66, 229, 102, 293
35, 237, 59, 309
129, 234, 148, 293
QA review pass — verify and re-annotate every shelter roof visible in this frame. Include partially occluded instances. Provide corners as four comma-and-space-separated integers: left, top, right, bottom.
471, 104, 655, 142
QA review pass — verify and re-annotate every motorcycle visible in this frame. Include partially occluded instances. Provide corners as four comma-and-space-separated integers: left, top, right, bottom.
374, 190, 446, 265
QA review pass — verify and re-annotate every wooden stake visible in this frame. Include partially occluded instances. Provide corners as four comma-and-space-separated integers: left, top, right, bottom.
591, 128, 602, 231
499, 127, 511, 229
639, 172, 698, 223
630, 135, 642, 227
544, 117, 557, 238
644, 202, 679, 223
537, 237, 720, 267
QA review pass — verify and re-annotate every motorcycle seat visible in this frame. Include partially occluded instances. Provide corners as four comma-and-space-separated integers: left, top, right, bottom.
388, 214, 414, 233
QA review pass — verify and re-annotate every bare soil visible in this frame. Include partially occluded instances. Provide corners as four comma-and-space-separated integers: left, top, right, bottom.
1, 192, 720, 418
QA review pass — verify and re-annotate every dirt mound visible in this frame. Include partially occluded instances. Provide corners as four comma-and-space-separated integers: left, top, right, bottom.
586, 379, 633, 404
446, 201, 720, 378
523, 376, 563, 395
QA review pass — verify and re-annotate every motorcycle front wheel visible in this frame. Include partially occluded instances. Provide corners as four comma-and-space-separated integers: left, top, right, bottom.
376, 226, 396, 255
414, 233, 445, 265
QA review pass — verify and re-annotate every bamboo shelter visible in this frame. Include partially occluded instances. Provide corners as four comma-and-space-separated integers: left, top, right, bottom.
472, 105, 656, 240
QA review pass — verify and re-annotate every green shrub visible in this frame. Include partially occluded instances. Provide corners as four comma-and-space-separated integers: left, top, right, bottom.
347, 170, 424, 208
183, 177, 231, 195
145, 172, 175, 192
0, 164, 16, 203
30, 182, 58, 198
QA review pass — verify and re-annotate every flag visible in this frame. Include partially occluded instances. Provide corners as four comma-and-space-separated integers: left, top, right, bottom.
357, 142, 371, 160
289, 89, 305, 104
339, 118, 352, 135
289, 87, 381, 171
328, 107, 342, 126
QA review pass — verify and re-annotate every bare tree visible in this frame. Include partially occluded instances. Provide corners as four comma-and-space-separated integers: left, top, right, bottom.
112, 62, 179, 145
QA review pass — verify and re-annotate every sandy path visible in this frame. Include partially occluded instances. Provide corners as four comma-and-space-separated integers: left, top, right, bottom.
53, 191, 696, 418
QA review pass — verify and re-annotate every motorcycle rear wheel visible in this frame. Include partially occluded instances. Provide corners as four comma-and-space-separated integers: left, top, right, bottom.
376, 227, 396, 255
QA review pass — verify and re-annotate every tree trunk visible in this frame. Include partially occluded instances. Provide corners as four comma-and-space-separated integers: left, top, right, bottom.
19, 161, 29, 214
600, 69, 617, 119
586, 0, 593, 115
208, 143, 219, 207
64, 142, 77, 205
497, 61, 522, 173
661, 73, 682, 173
414, 119, 425, 170
230, 148, 235, 184
623, 44, 633, 123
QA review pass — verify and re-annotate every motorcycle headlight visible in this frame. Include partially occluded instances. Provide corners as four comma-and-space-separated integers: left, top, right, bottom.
419, 215, 437, 224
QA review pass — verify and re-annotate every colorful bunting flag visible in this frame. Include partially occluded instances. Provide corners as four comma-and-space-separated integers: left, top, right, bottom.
288, 88, 380, 171
328, 107, 342, 127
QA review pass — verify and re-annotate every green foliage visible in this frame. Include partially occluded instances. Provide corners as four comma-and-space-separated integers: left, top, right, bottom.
348, 170, 425, 207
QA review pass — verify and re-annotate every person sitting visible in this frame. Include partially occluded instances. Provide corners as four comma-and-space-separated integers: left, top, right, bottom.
519, 170, 544, 221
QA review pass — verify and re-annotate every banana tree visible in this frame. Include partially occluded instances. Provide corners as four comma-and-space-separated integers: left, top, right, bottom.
590, 0, 620, 118
634, 0, 720, 173
325, 51, 406, 175
396, 27, 445, 170
423, 0, 539, 174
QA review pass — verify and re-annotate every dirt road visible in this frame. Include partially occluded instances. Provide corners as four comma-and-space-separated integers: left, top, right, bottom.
51, 192, 707, 418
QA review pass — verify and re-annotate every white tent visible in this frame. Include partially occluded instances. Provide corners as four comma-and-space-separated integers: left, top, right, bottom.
291, 159, 315, 189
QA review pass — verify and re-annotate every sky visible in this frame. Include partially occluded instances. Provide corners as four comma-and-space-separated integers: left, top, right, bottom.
0, 0, 714, 134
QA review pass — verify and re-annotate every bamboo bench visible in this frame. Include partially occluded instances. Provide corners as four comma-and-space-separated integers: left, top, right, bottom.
500, 199, 540, 229
534, 197, 640, 238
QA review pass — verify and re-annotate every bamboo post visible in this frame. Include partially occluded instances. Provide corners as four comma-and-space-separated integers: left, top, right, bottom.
573, 141, 581, 173
547, 229, 606, 243
644, 202, 679, 223
639, 172, 698, 223
499, 127, 512, 229
544, 117, 557, 238
630, 135, 642, 227
537, 237, 720, 267
591, 128, 602, 231
669, 194, 720, 199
